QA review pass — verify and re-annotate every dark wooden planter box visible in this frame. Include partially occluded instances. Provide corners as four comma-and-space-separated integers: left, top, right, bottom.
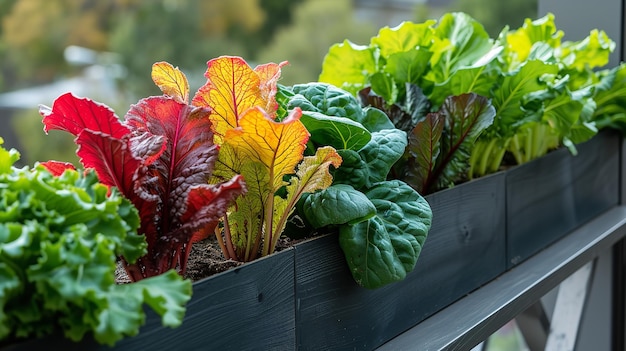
506, 130, 621, 268
113, 248, 296, 350
1, 249, 296, 351
1, 173, 506, 351
294, 172, 506, 350
2, 133, 619, 351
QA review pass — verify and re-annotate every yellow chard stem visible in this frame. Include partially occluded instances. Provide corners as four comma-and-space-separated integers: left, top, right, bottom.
263, 191, 275, 257
223, 215, 238, 260
214, 225, 231, 260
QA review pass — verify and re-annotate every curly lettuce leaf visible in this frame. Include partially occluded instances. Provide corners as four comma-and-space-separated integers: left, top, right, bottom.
0, 138, 20, 175
0, 153, 191, 346
338, 180, 432, 289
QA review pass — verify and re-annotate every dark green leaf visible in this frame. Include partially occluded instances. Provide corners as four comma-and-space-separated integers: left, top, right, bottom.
339, 180, 432, 289
333, 129, 407, 189
288, 83, 373, 150
302, 184, 376, 228
299, 111, 371, 150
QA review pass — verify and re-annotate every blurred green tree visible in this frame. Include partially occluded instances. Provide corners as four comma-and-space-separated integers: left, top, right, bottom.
108, 0, 306, 98
1, 0, 124, 90
10, 108, 79, 166
257, 0, 376, 85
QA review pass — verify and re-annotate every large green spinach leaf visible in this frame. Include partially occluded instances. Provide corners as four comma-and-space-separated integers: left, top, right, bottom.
338, 180, 432, 289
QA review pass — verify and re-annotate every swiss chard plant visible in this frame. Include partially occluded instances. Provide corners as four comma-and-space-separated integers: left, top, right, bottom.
283, 82, 433, 289
189, 56, 342, 262
40, 62, 247, 281
404, 93, 496, 194
0, 139, 191, 347
319, 12, 616, 180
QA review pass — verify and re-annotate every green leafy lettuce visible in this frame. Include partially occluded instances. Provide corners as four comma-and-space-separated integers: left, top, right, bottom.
0, 140, 191, 347
320, 12, 617, 180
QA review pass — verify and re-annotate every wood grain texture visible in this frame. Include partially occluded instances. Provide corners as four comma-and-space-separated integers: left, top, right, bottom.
507, 131, 620, 268
112, 248, 296, 351
294, 172, 506, 351
378, 206, 626, 351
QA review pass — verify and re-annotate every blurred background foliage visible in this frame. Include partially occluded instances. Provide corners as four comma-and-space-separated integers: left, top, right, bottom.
0, 0, 536, 166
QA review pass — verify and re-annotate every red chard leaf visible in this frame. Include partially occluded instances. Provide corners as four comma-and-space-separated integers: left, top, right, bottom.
75, 130, 144, 192
41, 90, 246, 281
40, 92, 129, 138
39, 160, 76, 176
185, 175, 247, 243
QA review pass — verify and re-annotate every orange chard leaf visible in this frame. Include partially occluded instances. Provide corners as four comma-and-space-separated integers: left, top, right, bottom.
191, 56, 288, 143
255, 61, 288, 114
151, 62, 190, 103
224, 107, 309, 192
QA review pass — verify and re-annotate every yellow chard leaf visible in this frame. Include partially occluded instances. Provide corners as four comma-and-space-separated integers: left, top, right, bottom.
192, 56, 289, 144
270, 146, 343, 253
225, 107, 309, 192
254, 61, 288, 115
151, 62, 189, 103
192, 56, 262, 143
293, 146, 343, 193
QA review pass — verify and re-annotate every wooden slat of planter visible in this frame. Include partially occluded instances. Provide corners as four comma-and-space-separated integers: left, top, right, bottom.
507, 131, 620, 268
111, 249, 296, 351
378, 206, 626, 351
294, 172, 506, 351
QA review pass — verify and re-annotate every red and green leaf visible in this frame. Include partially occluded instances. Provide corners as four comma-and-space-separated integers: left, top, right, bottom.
191, 56, 341, 261
219, 107, 311, 259
405, 113, 444, 193
406, 93, 495, 194
224, 107, 309, 191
